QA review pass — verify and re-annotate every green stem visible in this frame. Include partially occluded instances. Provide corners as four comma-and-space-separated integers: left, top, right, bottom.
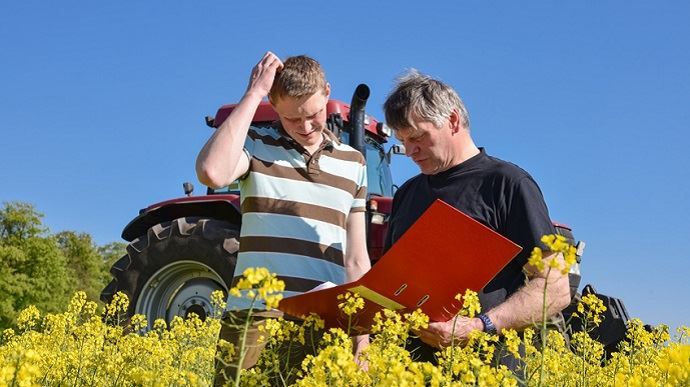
581, 319, 587, 387
347, 313, 353, 337
234, 296, 257, 387
448, 315, 459, 379
538, 266, 552, 387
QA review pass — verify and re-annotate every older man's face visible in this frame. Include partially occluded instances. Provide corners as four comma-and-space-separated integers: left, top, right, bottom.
394, 113, 465, 175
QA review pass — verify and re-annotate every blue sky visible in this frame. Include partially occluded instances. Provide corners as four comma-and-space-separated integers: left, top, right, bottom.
2, 1, 689, 330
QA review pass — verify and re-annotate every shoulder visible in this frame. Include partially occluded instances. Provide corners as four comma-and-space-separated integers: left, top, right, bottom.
482, 153, 536, 185
247, 125, 281, 140
328, 141, 366, 166
480, 154, 550, 213
394, 173, 425, 198
245, 125, 291, 155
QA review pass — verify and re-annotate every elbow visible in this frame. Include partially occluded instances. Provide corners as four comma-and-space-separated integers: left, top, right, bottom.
196, 162, 226, 189
552, 276, 572, 313
344, 254, 371, 282
539, 274, 571, 319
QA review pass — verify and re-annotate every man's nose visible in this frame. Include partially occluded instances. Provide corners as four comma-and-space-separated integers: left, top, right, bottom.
405, 143, 417, 157
301, 120, 312, 132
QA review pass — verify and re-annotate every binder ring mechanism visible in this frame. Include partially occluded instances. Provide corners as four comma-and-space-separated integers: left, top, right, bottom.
393, 283, 430, 307
416, 295, 430, 307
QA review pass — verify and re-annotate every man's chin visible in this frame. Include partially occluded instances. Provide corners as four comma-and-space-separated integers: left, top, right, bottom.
293, 130, 323, 146
419, 164, 441, 175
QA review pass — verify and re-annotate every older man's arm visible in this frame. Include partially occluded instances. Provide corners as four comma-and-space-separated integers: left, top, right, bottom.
483, 252, 571, 332
416, 252, 571, 348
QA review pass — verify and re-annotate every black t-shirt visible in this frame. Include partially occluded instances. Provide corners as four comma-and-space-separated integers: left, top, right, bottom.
384, 148, 555, 312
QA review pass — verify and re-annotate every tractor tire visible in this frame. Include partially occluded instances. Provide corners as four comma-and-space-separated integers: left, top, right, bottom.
101, 217, 239, 329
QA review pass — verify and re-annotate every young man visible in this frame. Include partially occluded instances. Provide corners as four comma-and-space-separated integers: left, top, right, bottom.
382, 70, 571, 371
196, 52, 370, 383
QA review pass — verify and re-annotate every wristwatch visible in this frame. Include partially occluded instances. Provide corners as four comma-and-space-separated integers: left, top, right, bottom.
477, 313, 498, 335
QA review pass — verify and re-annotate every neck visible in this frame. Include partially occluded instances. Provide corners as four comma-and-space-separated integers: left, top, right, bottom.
453, 141, 480, 165
437, 137, 479, 173
304, 143, 321, 155
303, 133, 326, 155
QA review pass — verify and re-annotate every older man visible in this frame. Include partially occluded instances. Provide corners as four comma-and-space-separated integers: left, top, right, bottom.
382, 70, 571, 370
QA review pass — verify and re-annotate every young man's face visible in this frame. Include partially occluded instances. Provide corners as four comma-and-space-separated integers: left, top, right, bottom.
394, 113, 460, 175
272, 88, 330, 150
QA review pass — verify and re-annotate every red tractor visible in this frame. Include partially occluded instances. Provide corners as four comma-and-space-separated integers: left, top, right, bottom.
101, 85, 631, 355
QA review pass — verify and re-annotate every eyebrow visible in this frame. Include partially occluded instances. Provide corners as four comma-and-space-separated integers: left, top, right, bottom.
284, 107, 324, 120
395, 129, 422, 142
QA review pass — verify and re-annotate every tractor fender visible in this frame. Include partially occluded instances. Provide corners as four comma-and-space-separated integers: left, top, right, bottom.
121, 195, 241, 241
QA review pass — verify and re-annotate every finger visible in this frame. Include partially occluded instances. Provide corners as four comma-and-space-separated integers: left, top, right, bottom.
264, 55, 282, 71
255, 52, 271, 68
262, 51, 279, 65
266, 59, 282, 71
274, 57, 284, 70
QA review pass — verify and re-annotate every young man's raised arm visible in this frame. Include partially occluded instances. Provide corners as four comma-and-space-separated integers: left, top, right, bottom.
196, 52, 283, 188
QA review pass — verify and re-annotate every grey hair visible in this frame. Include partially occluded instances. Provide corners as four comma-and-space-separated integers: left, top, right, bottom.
383, 69, 470, 131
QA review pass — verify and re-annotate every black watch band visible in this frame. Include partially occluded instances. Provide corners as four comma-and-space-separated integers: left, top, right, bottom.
477, 313, 498, 335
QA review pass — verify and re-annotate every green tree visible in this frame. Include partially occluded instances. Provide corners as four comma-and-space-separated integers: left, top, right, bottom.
57, 231, 108, 303
98, 241, 127, 285
0, 202, 43, 242
0, 202, 72, 329
0, 201, 129, 328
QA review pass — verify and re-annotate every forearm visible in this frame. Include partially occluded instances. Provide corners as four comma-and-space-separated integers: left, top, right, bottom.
345, 255, 370, 283
196, 91, 262, 188
352, 333, 369, 359
344, 212, 371, 283
485, 267, 570, 332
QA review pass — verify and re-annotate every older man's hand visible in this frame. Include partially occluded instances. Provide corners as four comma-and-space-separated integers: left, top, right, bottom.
414, 316, 484, 348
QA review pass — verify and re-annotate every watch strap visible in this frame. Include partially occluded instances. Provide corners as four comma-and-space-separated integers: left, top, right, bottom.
477, 313, 498, 335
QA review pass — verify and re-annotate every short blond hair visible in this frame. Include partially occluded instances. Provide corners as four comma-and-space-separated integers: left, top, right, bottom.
384, 69, 470, 131
269, 55, 328, 102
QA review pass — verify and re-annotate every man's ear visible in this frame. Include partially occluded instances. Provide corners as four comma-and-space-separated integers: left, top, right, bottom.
449, 109, 462, 133
324, 83, 331, 99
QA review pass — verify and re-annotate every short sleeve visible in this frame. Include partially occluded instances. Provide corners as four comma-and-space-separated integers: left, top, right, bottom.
243, 127, 258, 158
239, 127, 258, 180
504, 176, 556, 267
350, 156, 368, 213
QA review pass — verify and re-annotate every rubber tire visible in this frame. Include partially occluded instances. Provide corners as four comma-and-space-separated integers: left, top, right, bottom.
101, 217, 239, 323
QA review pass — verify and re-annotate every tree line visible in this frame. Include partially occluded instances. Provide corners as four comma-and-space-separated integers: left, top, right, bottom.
0, 201, 126, 329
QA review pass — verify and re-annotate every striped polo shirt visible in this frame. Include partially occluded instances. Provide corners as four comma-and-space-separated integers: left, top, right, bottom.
226, 125, 367, 310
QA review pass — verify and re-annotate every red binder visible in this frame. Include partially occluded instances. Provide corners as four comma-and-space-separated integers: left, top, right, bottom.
277, 199, 522, 334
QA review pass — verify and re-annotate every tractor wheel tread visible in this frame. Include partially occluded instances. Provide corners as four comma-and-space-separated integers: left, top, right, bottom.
100, 217, 239, 321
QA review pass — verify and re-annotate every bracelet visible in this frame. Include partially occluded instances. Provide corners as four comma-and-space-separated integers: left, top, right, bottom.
477, 313, 498, 335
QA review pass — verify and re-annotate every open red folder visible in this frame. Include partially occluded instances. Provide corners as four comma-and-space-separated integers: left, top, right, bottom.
277, 199, 522, 333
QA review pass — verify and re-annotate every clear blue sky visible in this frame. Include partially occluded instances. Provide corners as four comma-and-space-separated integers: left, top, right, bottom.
2, 1, 689, 330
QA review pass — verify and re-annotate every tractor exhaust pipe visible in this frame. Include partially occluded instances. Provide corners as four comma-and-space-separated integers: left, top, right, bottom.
349, 84, 370, 160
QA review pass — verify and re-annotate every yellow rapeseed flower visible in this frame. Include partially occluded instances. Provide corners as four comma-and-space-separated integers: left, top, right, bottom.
528, 246, 545, 272
456, 289, 481, 318
15, 306, 40, 332
577, 293, 607, 327
1, 266, 688, 386
337, 291, 365, 316
229, 267, 285, 310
